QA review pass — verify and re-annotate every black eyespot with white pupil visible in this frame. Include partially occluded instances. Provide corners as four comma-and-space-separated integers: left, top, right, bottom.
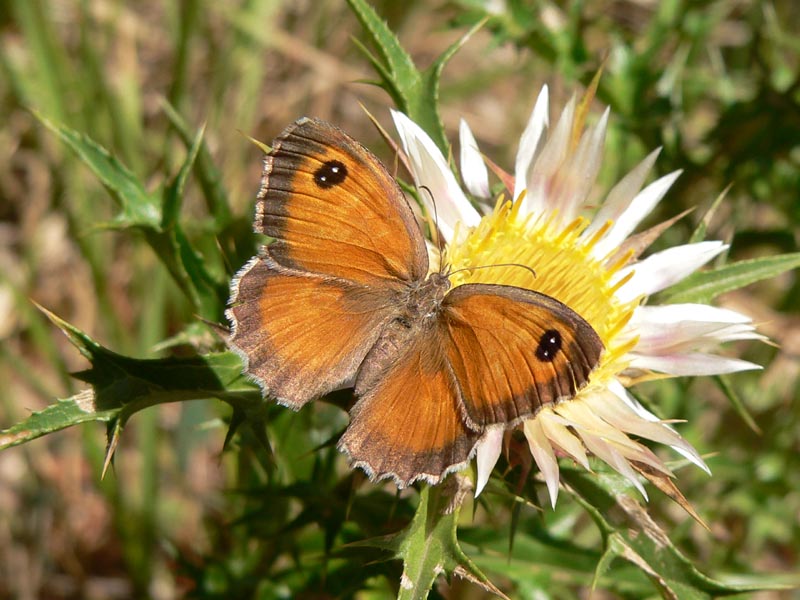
314, 160, 347, 189
535, 329, 562, 362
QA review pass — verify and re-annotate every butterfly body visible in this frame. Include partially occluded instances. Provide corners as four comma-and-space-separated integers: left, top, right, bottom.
228, 117, 603, 487
401, 271, 450, 322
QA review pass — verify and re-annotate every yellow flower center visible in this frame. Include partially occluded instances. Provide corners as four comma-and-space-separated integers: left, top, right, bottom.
443, 196, 639, 389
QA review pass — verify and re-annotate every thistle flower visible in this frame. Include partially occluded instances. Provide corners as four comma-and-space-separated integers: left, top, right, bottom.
391, 85, 764, 507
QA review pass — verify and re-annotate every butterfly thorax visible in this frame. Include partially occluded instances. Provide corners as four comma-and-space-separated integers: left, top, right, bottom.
400, 272, 451, 325
355, 272, 451, 394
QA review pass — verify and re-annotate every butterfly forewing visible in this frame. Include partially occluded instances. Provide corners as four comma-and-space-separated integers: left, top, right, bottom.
441, 284, 603, 429
256, 118, 429, 286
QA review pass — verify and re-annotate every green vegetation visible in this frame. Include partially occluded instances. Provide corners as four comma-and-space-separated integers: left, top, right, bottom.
1, 0, 798, 597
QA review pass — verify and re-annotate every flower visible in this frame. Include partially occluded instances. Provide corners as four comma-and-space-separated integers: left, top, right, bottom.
390, 85, 765, 507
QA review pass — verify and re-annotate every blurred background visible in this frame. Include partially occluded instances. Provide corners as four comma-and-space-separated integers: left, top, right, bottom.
1, 0, 798, 598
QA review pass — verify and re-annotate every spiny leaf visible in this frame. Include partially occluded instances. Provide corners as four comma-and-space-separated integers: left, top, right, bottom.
0, 390, 117, 450
37, 111, 227, 317
346, 0, 482, 154
592, 542, 618, 595
0, 305, 264, 454
658, 252, 800, 304
163, 133, 230, 315
346, 482, 505, 598
394, 483, 506, 600
34, 110, 162, 229
36, 303, 253, 397
102, 417, 123, 478
562, 466, 792, 597
346, 0, 419, 107
155, 124, 229, 318
413, 18, 486, 153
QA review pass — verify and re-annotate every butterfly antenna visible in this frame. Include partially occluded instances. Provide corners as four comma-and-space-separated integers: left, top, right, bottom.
418, 185, 445, 258
448, 263, 537, 282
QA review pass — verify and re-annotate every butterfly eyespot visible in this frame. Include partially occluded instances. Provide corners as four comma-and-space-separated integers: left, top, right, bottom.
535, 329, 562, 362
314, 160, 348, 189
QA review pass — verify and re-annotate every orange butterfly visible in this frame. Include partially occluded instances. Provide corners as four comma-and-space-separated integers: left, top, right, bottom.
227, 118, 603, 487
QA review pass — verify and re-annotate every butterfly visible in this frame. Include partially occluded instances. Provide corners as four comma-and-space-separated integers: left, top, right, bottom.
227, 117, 603, 487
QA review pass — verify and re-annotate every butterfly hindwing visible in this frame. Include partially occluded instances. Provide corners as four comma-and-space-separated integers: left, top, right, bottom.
441, 283, 603, 429
228, 256, 401, 409
339, 321, 480, 487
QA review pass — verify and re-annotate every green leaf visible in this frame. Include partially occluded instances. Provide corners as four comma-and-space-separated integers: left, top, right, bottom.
36, 112, 228, 317
0, 391, 117, 450
346, 0, 419, 108
396, 485, 456, 599
162, 124, 204, 229
390, 484, 505, 600
153, 125, 228, 318
657, 252, 800, 304
461, 524, 599, 590
34, 110, 162, 229
0, 305, 263, 453
714, 374, 762, 434
345, 483, 505, 598
413, 19, 485, 153
346, 0, 483, 154
690, 185, 730, 243
561, 466, 793, 598
162, 100, 233, 226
